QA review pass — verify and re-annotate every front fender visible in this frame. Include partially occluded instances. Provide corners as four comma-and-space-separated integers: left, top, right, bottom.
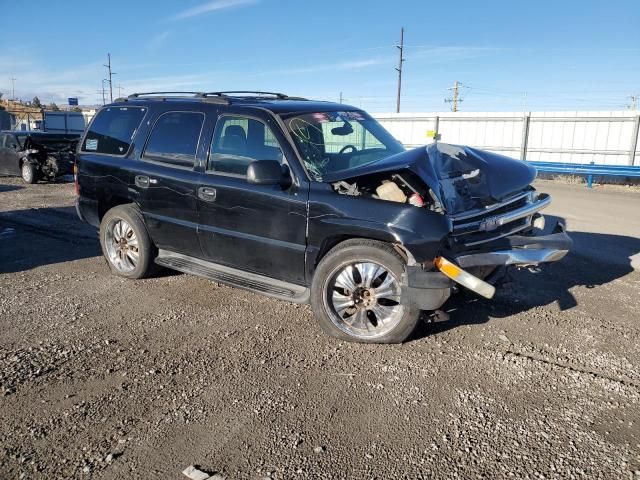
306, 186, 451, 280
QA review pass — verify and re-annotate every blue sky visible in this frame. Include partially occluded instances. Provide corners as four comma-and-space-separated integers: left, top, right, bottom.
1, 0, 638, 112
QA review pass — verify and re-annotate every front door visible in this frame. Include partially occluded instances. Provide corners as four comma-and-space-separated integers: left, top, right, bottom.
132, 109, 207, 257
197, 113, 308, 285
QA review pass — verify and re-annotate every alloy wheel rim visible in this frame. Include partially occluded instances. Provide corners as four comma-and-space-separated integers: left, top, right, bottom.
105, 219, 139, 273
325, 261, 404, 338
22, 164, 32, 182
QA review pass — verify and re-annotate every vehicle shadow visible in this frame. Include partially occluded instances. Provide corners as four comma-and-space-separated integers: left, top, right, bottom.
0, 206, 101, 274
411, 216, 640, 339
0, 183, 23, 193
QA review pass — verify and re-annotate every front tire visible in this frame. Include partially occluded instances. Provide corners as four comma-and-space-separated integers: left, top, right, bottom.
310, 239, 420, 344
99, 204, 156, 279
21, 162, 38, 184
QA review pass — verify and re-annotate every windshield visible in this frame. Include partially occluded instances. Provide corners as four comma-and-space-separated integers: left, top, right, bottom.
281, 111, 404, 181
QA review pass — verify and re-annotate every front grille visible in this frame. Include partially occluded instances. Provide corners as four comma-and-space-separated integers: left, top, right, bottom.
450, 191, 550, 248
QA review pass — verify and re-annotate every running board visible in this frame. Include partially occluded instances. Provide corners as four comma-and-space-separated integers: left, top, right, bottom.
155, 250, 310, 304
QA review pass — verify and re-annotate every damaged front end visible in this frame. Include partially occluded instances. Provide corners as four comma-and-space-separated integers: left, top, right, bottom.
20, 134, 79, 180
327, 143, 572, 307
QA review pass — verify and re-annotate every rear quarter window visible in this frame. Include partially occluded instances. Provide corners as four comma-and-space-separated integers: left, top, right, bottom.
82, 106, 146, 155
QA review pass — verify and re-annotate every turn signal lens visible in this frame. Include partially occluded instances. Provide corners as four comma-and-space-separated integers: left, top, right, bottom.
434, 256, 496, 299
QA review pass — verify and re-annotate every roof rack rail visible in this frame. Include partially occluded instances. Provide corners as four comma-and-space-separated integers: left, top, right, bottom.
127, 91, 206, 98
204, 91, 308, 101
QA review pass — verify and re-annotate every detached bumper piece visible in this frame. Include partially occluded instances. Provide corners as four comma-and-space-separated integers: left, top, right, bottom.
454, 219, 572, 269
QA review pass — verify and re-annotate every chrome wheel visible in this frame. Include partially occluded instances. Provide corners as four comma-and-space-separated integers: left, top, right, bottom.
324, 261, 404, 339
104, 219, 139, 273
21, 163, 33, 183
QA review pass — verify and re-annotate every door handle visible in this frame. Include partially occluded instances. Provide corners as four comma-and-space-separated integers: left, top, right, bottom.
134, 175, 157, 188
198, 186, 217, 202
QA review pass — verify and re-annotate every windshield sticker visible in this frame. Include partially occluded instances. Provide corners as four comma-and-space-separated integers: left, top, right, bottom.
85, 139, 98, 151
307, 111, 366, 123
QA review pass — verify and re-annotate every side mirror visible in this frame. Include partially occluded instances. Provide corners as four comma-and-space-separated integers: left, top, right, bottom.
247, 159, 286, 186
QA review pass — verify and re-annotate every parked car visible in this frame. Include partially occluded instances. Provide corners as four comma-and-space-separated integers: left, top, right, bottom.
75, 91, 572, 343
0, 131, 80, 183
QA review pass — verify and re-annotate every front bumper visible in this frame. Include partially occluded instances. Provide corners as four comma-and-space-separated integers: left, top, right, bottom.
453, 219, 572, 269
403, 217, 571, 309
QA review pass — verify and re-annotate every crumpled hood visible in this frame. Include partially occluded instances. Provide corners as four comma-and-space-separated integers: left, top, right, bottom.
323, 143, 537, 215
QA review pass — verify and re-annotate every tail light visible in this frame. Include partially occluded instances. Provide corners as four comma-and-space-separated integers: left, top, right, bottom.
73, 163, 79, 195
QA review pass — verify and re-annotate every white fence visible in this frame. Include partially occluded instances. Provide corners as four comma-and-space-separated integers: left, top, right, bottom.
373, 111, 640, 166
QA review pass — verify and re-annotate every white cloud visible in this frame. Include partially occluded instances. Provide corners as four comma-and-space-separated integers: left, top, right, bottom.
270, 58, 386, 76
171, 0, 258, 21
148, 30, 171, 49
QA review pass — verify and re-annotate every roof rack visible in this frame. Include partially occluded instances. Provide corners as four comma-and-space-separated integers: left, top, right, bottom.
123, 90, 309, 104
204, 91, 307, 101
127, 91, 205, 98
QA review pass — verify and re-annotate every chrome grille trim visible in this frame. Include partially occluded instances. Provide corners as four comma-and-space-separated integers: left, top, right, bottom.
450, 191, 531, 222
452, 193, 550, 235
450, 191, 552, 247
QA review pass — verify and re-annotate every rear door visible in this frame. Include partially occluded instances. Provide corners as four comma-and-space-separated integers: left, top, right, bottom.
196, 111, 308, 285
130, 108, 207, 257
0, 134, 7, 174
0, 134, 21, 175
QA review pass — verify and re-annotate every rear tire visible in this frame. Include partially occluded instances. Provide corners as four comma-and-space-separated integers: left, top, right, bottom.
21, 162, 38, 184
99, 204, 157, 279
310, 239, 420, 344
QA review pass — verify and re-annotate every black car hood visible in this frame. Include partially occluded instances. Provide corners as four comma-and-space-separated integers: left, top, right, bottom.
324, 143, 537, 214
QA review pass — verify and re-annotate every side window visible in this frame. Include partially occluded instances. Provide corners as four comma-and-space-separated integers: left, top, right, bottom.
208, 116, 284, 176
143, 111, 205, 168
82, 107, 146, 155
5, 135, 19, 149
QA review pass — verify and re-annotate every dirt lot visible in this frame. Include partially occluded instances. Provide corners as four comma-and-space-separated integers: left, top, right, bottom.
1, 177, 639, 479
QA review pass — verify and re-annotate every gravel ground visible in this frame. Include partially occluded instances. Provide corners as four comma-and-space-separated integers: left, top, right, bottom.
1, 177, 639, 479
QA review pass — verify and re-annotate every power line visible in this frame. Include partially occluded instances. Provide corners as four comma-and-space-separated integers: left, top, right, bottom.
445, 80, 466, 112
395, 27, 405, 113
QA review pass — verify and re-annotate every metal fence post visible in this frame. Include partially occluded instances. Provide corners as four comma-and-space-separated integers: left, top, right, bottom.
630, 115, 640, 166
520, 114, 530, 160
434, 115, 440, 143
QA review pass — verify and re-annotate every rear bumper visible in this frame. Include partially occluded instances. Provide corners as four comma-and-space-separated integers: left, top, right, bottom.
454, 219, 572, 268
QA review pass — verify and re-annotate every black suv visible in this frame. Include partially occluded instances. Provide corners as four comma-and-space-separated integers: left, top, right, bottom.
76, 91, 571, 343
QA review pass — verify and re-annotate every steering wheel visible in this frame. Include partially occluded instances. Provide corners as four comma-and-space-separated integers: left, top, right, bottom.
338, 145, 358, 155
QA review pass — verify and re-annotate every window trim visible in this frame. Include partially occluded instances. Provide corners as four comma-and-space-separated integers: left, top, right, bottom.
140, 110, 206, 170
80, 106, 148, 157
206, 113, 286, 179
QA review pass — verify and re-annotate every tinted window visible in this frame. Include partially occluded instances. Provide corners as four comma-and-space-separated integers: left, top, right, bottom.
143, 111, 204, 168
5, 135, 19, 149
82, 107, 146, 155
209, 116, 283, 176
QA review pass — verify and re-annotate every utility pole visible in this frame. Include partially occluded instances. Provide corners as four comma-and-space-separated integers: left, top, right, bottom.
339, 91, 343, 104
395, 27, 405, 113
104, 53, 115, 102
628, 94, 639, 111
10, 77, 16, 101
445, 80, 463, 112
116, 84, 124, 98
